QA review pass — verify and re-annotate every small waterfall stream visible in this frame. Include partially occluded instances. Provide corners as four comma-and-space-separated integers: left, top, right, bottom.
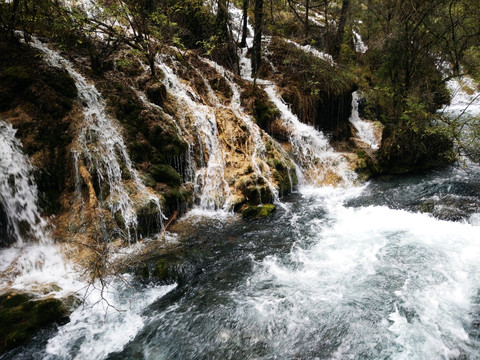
349, 90, 379, 149
265, 85, 356, 186
3, 5, 480, 360
0, 121, 81, 298
27, 37, 164, 240
0, 121, 49, 246
201, 58, 282, 203
156, 57, 231, 210
228, 4, 354, 187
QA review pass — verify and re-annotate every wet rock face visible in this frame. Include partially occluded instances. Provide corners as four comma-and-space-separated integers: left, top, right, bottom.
0, 41, 77, 217
0, 292, 77, 354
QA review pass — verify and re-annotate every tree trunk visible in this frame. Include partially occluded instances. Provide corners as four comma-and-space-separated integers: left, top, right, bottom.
216, 0, 229, 37
241, 0, 249, 47
332, 0, 349, 60
305, 0, 310, 36
9, 0, 20, 41
252, 0, 264, 75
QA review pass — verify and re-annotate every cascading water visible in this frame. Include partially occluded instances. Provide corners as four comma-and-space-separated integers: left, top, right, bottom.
200, 58, 283, 203
227, 4, 353, 186
349, 90, 379, 149
0, 121, 81, 298
27, 36, 164, 239
265, 85, 356, 186
6, 9, 480, 360
228, 4, 254, 80
0, 121, 48, 246
353, 29, 368, 54
284, 39, 336, 66
156, 57, 231, 210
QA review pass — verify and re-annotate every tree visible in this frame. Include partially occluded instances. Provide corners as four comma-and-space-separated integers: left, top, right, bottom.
240, 0, 249, 48
252, 0, 264, 75
331, 0, 349, 60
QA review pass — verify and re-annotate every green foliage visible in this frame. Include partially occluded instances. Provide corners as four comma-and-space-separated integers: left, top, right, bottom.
268, 37, 356, 98
463, 46, 480, 83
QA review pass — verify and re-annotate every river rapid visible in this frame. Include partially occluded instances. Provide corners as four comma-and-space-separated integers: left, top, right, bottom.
3, 162, 480, 359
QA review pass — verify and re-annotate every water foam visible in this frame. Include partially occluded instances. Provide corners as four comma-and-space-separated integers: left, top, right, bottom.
0, 120, 49, 245
238, 191, 480, 358
45, 277, 176, 359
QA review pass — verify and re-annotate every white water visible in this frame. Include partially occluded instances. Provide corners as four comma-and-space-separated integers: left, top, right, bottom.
228, 4, 254, 80
443, 77, 480, 116
27, 37, 163, 239
201, 58, 282, 203
228, 4, 353, 186
0, 122, 82, 298
264, 85, 356, 186
0, 121, 49, 245
284, 39, 336, 66
232, 185, 480, 359
349, 91, 379, 149
156, 57, 231, 210
45, 276, 176, 360
353, 29, 368, 54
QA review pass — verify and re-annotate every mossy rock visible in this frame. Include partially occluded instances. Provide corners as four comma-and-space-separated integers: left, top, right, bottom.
140, 173, 157, 188
163, 187, 193, 215
243, 185, 273, 205
146, 82, 167, 107
41, 68, 77, 99
148, 164, 181, 187
0, 292, 76, 354
242, 204, 276, 218
148, 252, 198, 285
150, 125, 188, 157
2, 66, 33, 87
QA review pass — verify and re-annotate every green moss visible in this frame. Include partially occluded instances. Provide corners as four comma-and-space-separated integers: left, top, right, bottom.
2, 66, 33, 86
41, 69, 77, 99
140, 173, 157, 188
356, 149, 367, 159
150, 125, 188, 157
253, 98, 280, 130
155, 259, 170, 280
148, 164, 181, 187
242, 204, 276, 218
0, 292, 73, 354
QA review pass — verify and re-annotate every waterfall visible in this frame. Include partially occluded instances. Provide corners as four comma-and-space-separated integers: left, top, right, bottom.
227, 4, 354, 187
353, 29, 368, 54
349, 91, 379, 149
0, 121, 82, 297
264, 86, 356, 186
201, 58, 282, 203
0, 121, 49, 246
156, 57, 231, 210
228, 4, 254, 80
27, 37, 164, 240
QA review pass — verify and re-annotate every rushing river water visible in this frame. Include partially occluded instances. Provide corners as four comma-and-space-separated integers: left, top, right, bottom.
2, 163, 480, 359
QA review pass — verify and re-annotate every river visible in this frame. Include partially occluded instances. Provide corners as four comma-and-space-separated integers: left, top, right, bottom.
2, 159, 480, 359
